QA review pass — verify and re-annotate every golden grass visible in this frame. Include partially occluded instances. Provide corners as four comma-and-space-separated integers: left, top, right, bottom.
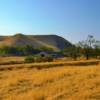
0, 56, 24, 64
0, 58, 100, 100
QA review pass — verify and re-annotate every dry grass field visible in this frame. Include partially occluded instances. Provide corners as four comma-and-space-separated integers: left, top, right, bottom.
0, 57, 100, 100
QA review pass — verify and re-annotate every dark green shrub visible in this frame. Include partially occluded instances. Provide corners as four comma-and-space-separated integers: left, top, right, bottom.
34, 55, 53, 62
34, 56, 43, 62
24, 56, 34, 63
46, 55, 53, 62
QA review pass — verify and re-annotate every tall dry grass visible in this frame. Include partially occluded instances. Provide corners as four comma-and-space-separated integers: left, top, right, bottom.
0, 59, 100, 100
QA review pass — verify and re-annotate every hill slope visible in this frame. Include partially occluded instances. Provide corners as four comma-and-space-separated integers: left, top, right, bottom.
0, 33, 72, 51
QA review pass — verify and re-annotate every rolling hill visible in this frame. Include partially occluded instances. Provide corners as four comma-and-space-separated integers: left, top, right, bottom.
0, 33, 72, 51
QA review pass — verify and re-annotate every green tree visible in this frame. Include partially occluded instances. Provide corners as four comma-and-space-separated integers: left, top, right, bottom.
62, 46, 80, 60
77, 35, 96, 60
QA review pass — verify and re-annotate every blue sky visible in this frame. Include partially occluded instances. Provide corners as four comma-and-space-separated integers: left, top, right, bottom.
0, 0, 100, 43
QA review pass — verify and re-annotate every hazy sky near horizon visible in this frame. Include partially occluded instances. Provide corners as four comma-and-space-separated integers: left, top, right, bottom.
0, 0, 100, 43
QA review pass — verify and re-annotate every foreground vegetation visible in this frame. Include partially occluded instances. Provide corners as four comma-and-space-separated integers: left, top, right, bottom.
0, 58, 100, 100
62, 35, 100, 60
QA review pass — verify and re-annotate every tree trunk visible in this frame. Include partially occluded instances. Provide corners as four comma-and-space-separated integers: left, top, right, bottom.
86, 54, 89, 60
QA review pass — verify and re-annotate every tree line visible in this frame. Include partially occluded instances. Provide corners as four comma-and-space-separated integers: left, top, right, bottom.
0, 45, 53, 56
62, 35, 100, 60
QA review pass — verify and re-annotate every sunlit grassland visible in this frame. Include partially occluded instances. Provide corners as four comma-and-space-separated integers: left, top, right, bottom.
0, 58, 100, 100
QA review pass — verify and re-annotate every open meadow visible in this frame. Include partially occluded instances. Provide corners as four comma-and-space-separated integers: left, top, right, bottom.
0, 0, 100, 99
0, 57, 100, 100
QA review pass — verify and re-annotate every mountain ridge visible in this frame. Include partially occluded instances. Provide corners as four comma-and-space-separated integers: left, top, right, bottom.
0, 33, 73, 51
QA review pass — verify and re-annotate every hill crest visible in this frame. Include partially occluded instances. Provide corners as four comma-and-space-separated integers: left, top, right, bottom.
0, 33, 72, 51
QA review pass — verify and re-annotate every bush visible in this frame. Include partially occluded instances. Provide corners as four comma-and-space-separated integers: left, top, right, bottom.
46, 55, 53, 62
24, 54, 53, 63
34, 55, 53, 62
24, 56, 34, 63
34, 55, 43, 62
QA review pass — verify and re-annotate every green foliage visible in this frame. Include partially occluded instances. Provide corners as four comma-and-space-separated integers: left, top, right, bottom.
0, 45, 41, 56
62, 35, 100, 60
24, 54, 53, 63
0, 45, 55, 56
62, 46, 80, 60
77, 35, 100, 60
0, 46, 17, 56
44, 55, 53, 62
24, 56, 34, 63
34, 54, 53, 62
39, 46, 54, 51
